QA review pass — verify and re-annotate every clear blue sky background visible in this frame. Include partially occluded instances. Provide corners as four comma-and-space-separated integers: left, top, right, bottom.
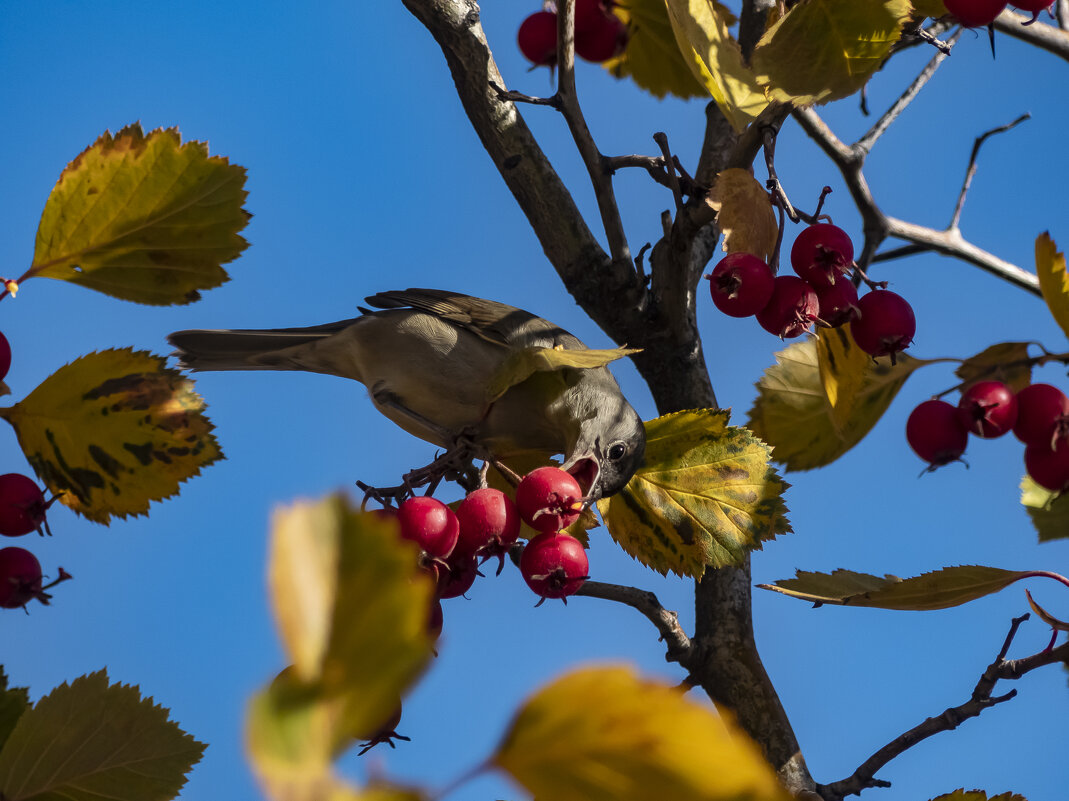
1, 2, 1067, 799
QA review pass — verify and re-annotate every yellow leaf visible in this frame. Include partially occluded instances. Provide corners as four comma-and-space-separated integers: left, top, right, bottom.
955, 341, 1033, 393
597, 409, 790, 578
494, 665, 790, 801
487, 345, 639, 402
268, 495, 434, 734
816, 326, 870, 430
663, 0, 770, 132
0, 349, 221, 524
759, 565, 1046, 610
706, 168, 778, 261
30, 123, 249, 305
751, 0, 913, 106
1035, 232, 1069, 341
1020, 475, 1069, 543
747, 334, 928, 471
605, 0, 706, 99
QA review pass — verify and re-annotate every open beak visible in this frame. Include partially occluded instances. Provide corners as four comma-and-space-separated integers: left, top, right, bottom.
563, 456, 600, 501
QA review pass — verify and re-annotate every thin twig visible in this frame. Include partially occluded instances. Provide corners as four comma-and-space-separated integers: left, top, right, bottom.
817, 617, 1069, 800
949, 113, 1030, 231
653, 132, 684, 215
574, 579, 692, 662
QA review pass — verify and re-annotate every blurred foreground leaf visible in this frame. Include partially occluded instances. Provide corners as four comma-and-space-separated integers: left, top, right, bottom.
1020, 474, 1069, 543
0, 670, 204, 801
1036, 232, 1069, 342
606, 0, 706, 98
751, 0, 912, 106
30, 123, 249, 305
759, 565, 1058, 610
664, 0, 768, 131
0, 349, 222, 523
748, 331, 927, 470
598, 409, 790, 578
494, 665, 790, 801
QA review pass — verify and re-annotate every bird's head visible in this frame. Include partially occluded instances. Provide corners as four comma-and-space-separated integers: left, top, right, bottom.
562, 401, 646, 501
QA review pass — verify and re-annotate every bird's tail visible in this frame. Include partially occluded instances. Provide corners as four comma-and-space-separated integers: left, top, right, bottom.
168, 319, 358, 372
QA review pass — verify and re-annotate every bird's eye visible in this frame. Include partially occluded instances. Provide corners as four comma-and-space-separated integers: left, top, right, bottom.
607, 442, 627, 461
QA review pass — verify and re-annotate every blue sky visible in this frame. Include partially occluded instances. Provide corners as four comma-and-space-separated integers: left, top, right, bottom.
0, 2, 1067, 800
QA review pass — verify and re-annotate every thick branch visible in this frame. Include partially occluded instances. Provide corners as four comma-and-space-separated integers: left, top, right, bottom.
994, 9, 1069, 60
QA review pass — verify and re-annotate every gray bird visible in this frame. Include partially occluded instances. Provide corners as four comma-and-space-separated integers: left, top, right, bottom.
167, 289, 645, 499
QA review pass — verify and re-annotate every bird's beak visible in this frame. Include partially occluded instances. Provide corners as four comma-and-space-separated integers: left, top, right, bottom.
563, 455, 600, 500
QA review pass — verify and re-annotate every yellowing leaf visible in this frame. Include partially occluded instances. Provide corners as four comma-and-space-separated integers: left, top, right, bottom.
1025, 589, 1069, 632
663, 0, 769, 132
0, 349, 222, 524
911, 0, 948, 16
597, 409, 790, 578
1020, 475, 1069, 543
268, 495, 434, 735
487, 345, 639, 402
30, 124, 249, 305
747, 334, 927, 471
0, 670, 204, 801
751, 0, 913, 106
494, 665, 789, 801
605, 0, 706, 99
928, 791, 1028, 801
1036, 232, 1069, 341
758, 565, 1049, 610
817, 326, 870, 430
0, 670, 29, 755
955, 341, 1033, 393
706, 168, 778, 261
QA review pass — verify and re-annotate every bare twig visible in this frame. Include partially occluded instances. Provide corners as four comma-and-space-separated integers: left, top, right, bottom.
653, 132, 685, 215
949, 113, 1030, 231
575, 580, 692, 662
817, 617, 1069, 800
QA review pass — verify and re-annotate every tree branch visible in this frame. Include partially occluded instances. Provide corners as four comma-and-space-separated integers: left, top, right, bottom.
994, 9, 1069, 60
817, 617, 1069, 800
575, 579, 693, 663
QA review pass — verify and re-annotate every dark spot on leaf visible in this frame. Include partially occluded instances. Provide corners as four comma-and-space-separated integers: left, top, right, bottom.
123, 441, 155, 466
88, 445, 125, 480
167, 446, 190, 457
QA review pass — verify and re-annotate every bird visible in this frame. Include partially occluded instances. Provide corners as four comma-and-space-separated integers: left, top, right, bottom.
167, 288, 646, 500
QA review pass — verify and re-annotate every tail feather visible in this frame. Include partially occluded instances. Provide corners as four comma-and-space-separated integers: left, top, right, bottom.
168, 318, 358, 371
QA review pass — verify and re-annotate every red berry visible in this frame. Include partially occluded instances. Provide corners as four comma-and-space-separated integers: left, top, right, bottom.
515, 467, 584, 533
397, 497, 459, 559
519, 532, 589, 600
849, 290, 915, 360
755, 275, 819, 339
790, 223, 854, 288
957, 380, 1018, 438
518, 11, 558, 66
1012, 0, 1051, 8
906, 400, 968, 468
435, 554, 479, 599
575, 0, 611, 32
943, 0, 1008, 26
706, 253, 775, 318
1025, 440, 1069, 492
0, 547, 42, 609
0, 474, 47, 537
0, 332, 10, 382
575, 12, 628, 62
454, 488, 521, 560
814, 279, 859, 327
1013, 383, 1069, 448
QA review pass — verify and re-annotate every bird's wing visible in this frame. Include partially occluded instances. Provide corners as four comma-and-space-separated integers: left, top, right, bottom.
364, 288, 587, 351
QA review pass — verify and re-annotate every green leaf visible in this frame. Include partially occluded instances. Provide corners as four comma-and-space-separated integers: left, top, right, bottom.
267, 495, 434, 735
928, 791, 1028, 801
751, 0, 912, 106
955, 341, 1033, 393
0, 669, 29, 754
488, 346, 639, 402
494, 665, 790, 801
0, 670, 204, 801
1020, 474, 1069, 543
747, 329, 927, 471
597, 409, 790, 578
0, 349, 223, 524
1036, 232, 1069, 342
758, 565, 1047, 610
29, 123, 249, 305
605, 0, 707, 99
663, 0, 769, 132
706, 168, 779, 262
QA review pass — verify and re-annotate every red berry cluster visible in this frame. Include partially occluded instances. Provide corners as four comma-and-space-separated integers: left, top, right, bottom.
387, 466, 590, 639
943, 0, 1051, 27
907, 381, 1069, 490
706, 223, 917, 361
517, 0, 628, 66
0, 333, 68, 612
